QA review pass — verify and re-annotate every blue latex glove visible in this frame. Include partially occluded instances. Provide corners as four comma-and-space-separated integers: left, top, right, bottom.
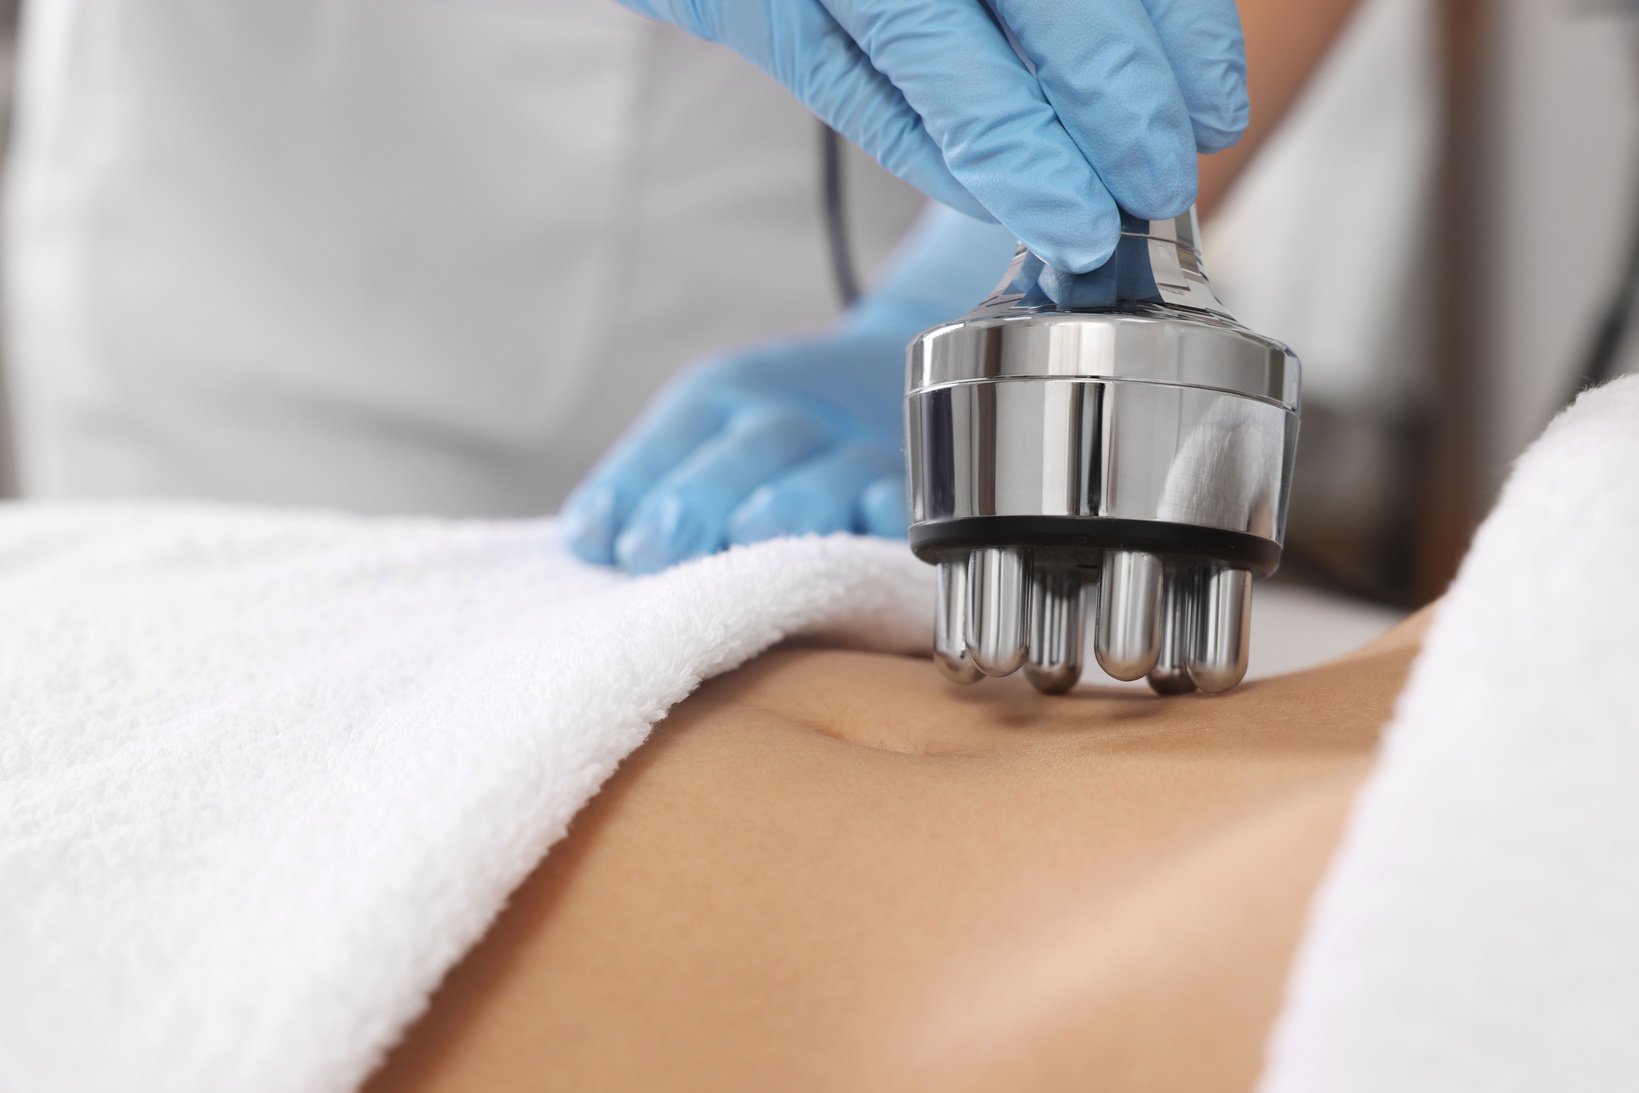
618, 0, 1247, 273
562, 206, 1018, 573
560, 323, 913, 573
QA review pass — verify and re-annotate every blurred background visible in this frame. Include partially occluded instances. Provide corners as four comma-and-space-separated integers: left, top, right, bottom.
0, 0, 1632, 615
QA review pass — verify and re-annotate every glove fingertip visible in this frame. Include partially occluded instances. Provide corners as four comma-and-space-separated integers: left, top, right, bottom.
1032, 223, 1119, 278
726, 488, 784, 547
1194, 125, 1243, 155
1106, 141, 1199, 224
1190, 85, 1249, 153
559, 484, 621, 566
1182, 50, 1250, 154
614, 493, 712, 575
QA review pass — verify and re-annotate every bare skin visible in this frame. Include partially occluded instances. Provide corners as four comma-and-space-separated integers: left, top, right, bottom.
369, 609, 1427, 1093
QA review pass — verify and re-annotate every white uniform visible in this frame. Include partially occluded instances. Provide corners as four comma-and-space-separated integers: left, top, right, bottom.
3, 0, 923, 515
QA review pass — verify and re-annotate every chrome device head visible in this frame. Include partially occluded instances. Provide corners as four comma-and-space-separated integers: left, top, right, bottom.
906, 209, 1301, 696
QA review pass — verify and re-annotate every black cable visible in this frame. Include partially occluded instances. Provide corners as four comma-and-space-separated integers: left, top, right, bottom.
819, 123, 861, 308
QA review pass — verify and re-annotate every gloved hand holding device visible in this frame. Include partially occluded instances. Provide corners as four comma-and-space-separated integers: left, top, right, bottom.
616, 0, 1248, 271
562, 206, 1017, 573
567, 0, 1253, 572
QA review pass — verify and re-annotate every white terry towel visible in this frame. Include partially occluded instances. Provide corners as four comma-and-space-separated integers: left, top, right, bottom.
0, 512, 931, 1091
1260, 375, 1639, 1090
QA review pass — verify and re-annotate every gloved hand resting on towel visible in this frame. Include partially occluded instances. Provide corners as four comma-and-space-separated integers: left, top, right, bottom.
560, 206, 1016, 574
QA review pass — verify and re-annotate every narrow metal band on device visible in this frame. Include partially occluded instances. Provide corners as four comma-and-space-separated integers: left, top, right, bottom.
910, 311, 1300, 408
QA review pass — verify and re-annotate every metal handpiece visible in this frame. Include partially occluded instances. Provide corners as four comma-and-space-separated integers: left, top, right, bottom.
1147, 567, 1198, 696
907, 207, 1300, 697
934, 558, 983, 683
967, 547, 1029, 676
1025, 567, 1085, 694
1094, 550, 1163, 681
1188, 567, 1252, 693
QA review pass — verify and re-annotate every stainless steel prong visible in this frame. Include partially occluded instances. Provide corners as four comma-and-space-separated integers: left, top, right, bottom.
1147, 565, 1198, 696
1188, 567, 1251, 693
1094, 549, 1163, 681
933, 558, 982, 683
1025, 567, 1084, 694
967, 547, 1029, 677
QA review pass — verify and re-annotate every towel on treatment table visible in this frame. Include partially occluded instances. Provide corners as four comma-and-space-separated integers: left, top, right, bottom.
4, 377, 1639, 1091
0, 515, 931, 1091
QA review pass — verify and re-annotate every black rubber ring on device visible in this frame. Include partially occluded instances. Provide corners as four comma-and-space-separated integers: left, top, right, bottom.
908, 516, 1282, 578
